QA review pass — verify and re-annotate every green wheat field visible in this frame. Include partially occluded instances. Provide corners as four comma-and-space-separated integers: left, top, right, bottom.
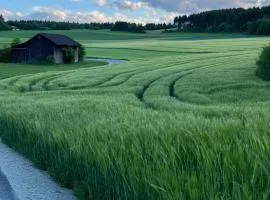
0, 30, 270, 199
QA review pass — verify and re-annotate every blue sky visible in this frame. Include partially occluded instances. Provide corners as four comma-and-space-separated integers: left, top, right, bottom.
1, 0, 269, 24
3, 0, 103, 13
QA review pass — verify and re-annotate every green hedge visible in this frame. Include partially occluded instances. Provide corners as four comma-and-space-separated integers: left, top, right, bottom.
257, 45, 270, 80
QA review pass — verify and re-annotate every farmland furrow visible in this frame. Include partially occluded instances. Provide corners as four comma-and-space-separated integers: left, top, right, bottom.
139, 56, 250, 105
42, 73, 71, 91
98, 73, 136, 88
168, 59, 251, 105
3, 53, 252, 95
97, 70, 138, 87
169, 73, 192, 98
26, 73, 67, 92
135, 63, 227, 102
135, 68, 197, 104
54, 54, 235, 92
118, 52, 251, 88
6, 76, 24, 87
66, 70, 136, 90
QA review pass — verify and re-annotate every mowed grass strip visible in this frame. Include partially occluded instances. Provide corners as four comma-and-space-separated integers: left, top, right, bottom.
0, 31, 270, 199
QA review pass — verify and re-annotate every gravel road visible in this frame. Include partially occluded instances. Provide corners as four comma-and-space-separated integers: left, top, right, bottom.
0, 140, 76, 200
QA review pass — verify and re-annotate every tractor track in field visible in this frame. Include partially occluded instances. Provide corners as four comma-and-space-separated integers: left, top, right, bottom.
96, 70, 138, 88
167, 58, 251, 103
22, 76, 49, 92
29, 52, 249, 103
9, 71, 71, 92
135, 67, 199, 104
27, 53, 243, 92
4, 52, 250, 94
31, 71, 76, 92
65, 70, 137, 90
116, 52, 250, 89
26, 73, 69, 92
29, 75, 58, 92
42, 74, 66, 91
6, 76, 23, 87
94, 63, 179, 89
61, 61, 186, 90
41, 72, 74, 91
136, 56, 247, 105
135, 69, 194, 103
91, 63, 180, 89
4, 73, 65, 93
102, 60, 200, 89
169, 73, 192, 98
98, 73, 136, 88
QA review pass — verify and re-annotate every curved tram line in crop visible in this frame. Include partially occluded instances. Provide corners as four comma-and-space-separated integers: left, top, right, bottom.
4, 52, 251, 103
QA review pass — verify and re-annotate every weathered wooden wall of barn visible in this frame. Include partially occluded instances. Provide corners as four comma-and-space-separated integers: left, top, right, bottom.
74, 47, 79, 63
28, 36, 54, 62
53, 46, 64, 64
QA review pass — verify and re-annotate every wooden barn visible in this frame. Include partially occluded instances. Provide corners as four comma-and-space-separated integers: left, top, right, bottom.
10, 33, 81, 64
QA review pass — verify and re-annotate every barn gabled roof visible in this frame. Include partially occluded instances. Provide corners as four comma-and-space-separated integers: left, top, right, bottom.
11, 33, 81, 50
38, 33, 81, 47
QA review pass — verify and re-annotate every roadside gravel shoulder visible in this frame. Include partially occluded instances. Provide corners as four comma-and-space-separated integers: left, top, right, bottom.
0, 140, 76, 200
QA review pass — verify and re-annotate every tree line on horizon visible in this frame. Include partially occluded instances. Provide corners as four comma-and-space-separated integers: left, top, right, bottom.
0, 15, 174, 32
6, 19, 114, 30
174, 5, 270, 35
110, 22, 174, 33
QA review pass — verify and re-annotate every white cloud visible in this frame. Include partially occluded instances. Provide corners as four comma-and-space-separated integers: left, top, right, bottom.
0, 9, 24, 20
111, 1, 149, 10
29, 6, 69, 21
95, 0, 107, 6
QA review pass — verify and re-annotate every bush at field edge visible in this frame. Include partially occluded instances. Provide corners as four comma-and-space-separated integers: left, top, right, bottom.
256, 45, 270, 80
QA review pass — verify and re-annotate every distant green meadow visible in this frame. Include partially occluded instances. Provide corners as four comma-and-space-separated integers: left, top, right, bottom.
0, 30, 270, 200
